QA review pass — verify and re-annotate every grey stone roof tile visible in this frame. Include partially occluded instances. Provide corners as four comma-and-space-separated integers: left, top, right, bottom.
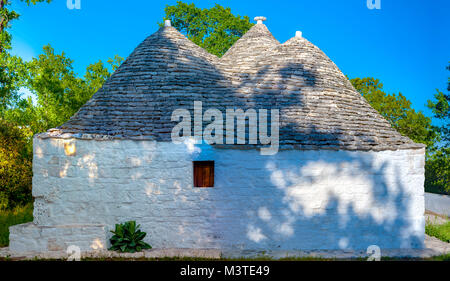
46, 23, 424, 151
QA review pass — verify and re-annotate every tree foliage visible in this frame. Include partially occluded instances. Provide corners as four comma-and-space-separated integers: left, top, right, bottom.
0, 0, 51, 113
160, 1, 253, 57
4, 45, 123, 134
350, 77, 438, 147
0, 119, 33, 209
0, 0, 53, 210
0, 53, 28, 112
427, 65, 450, 146
425, 148, 449, 194
425, 63, 450, 193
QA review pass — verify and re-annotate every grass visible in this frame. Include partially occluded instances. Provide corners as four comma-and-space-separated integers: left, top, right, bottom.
426, 221, 450, 243
426, 253, 450, 261
0, 203, 34, 247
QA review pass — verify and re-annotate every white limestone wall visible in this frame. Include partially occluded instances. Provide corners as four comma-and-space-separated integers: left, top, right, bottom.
9, 223, 107, 253
23, 137, 425, 252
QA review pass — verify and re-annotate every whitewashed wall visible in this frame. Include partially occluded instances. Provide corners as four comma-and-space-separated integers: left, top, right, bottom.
9, 137, 425, 253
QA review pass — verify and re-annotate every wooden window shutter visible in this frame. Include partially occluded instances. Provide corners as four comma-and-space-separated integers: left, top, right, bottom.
193, 161, 214, 187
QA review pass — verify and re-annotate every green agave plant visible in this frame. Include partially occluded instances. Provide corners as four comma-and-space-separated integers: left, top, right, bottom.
109, 221, 152, 253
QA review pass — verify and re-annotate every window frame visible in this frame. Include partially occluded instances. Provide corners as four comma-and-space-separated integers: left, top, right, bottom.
193, 161, 215, 188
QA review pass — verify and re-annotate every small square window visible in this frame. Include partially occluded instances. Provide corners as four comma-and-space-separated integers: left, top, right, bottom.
193, 161, 214, 188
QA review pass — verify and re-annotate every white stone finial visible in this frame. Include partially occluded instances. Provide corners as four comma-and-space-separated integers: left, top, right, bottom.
254, 16, 267, 24
164, 20, 171, 27
295, 31, 302, 38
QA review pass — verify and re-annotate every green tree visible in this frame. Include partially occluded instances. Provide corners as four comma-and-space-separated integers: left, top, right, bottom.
350, 77, 438, 148
85, 55, 124, 94
425, 148, 449, 194
160, 1, 253, 57
0, 0, 51, 113
0, 53, 28, 112
0, 119, 33, 209
4, 45, 123, 134
0, 0, 49, 209
425, 63, 450, 193
427, 64, 449, 146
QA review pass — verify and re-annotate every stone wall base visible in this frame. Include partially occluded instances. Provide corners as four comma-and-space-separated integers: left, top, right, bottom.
9, 223, 108, 254
1, 238, 447, 260
0, 248, 222, 260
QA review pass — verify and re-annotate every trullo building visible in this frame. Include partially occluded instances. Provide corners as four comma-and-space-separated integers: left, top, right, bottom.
9, 17, 425, 255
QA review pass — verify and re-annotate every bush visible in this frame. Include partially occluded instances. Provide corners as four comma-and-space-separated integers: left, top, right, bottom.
0, 203, 33, 247
109, 221, 152, 253
0, 119, 33, 210
425, 148, 450, 195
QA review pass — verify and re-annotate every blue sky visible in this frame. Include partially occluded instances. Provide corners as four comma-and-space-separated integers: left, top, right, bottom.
9, 0, 449, 119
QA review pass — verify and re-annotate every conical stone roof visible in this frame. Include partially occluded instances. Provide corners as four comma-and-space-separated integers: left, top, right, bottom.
221, 23, 279, 65
49, 21, 424, 151
55, 26, 229, 141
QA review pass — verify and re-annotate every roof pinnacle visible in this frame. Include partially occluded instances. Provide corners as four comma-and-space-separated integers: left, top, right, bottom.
254, 16, 267, 24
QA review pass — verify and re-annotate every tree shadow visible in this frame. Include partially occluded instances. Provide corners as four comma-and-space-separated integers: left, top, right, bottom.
31, 26, 425, 252
210, 151, 424, 251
